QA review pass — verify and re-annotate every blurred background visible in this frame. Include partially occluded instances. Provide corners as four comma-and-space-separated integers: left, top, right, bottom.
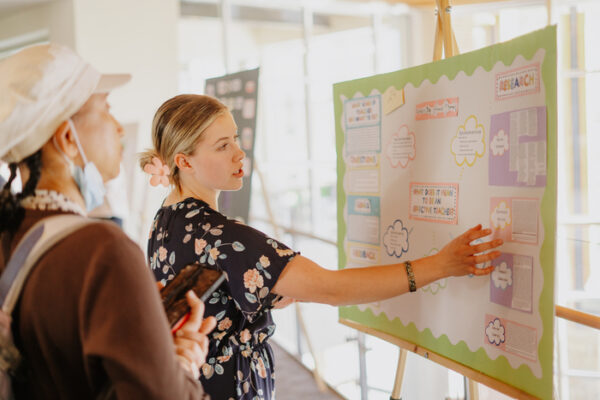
0, 0, 598, 398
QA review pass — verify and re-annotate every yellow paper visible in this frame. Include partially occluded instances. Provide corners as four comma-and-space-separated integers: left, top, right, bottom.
382, 86, 405, 115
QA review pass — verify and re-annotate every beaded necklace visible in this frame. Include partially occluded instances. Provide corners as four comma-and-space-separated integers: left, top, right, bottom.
21, 189, 85, 216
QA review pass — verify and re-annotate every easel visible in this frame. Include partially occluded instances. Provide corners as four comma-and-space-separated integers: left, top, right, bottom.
388, 2, 473, 399
432, 0, 459, 61
389, 3, 462, 398
340, 319, 538, 399
342, 4, 562, 400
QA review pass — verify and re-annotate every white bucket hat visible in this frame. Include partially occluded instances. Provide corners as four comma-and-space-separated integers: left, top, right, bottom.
0, 43, 130, 163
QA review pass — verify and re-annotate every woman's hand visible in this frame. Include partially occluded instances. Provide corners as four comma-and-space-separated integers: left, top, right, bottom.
174, 291, 217, 379
434, 224, 503, 277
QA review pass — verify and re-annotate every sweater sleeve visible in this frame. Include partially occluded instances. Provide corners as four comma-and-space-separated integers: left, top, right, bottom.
77, 224, 208, 400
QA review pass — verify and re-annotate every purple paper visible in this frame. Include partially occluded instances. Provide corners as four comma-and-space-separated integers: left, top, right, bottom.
490, 253, 514, 308
489, 106, 547, 187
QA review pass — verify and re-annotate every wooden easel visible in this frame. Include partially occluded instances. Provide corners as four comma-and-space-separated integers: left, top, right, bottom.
346, 307, 600, 399
341, 318, 538, 400
432, 0, 459, 61
379, 3, 572, 398
390, 2, 473, 399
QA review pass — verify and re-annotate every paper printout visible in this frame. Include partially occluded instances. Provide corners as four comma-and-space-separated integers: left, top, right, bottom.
485, 315, 538, 361
347, 195, 380, 245
344, 96, 381, 154
511, 198, 538, 244
490, 197, 538, 245
335, 27, 556, 399
348, 243, 380, 264
348, 170, 379, 194
490, 253, 533, 312
383, 86, 405, 115
495, 63, 541, 100
451, 116, 486, 166
383, 219, 410, 257
409, 183, 458, 224
385, 125, 415, 168
512, 255, 534, 312
347, 153, 378, 168
416, 97, 459, 120
489, 107, 547, 187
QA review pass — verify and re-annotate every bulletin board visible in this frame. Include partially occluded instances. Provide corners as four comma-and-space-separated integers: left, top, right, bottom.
334, 26, 556, 399
205, 68, 259, 223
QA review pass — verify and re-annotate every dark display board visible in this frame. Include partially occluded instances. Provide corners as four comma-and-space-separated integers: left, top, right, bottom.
205, 68, 259, 223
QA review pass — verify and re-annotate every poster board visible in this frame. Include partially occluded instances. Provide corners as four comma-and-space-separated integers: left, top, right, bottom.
205, 68, 259, 222
334, 27, 556, 399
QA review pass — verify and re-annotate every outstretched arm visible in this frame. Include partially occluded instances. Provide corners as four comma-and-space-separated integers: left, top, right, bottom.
272, 225, 502, 306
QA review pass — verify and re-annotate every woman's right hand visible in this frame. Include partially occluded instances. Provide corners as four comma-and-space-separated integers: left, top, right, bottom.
173, 291, 217, 379
434, 224, 503, 277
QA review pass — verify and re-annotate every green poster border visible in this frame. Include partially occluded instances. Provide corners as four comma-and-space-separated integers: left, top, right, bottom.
334, 26, 556, 399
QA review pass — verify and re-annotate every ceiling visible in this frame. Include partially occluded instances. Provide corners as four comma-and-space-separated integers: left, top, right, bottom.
385, 0, 511, 4
0, 0, 513, 15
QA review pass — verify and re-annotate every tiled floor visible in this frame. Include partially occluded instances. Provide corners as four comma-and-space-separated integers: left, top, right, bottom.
271, 342, 344, 400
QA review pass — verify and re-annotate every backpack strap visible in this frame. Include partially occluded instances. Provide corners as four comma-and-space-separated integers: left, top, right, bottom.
0, 215, 95, 314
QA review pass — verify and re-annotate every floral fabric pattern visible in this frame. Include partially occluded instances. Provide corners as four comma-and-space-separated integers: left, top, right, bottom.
148, 198, 297, 400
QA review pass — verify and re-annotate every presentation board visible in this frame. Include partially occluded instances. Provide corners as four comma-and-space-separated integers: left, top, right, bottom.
205, 68, 259, 223
334, 27, 556, 399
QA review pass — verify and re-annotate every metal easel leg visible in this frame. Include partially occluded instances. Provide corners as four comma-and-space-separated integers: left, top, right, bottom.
466, 378, 479, 400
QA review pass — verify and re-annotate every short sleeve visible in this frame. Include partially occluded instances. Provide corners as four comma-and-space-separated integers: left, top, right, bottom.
194, 218, 298, 317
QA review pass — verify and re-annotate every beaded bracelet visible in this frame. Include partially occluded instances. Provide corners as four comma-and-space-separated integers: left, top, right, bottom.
404, 261, 416, 292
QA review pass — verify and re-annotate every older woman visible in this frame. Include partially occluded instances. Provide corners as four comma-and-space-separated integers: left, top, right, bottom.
140, 94, 504, 400
0, 44, 215, 399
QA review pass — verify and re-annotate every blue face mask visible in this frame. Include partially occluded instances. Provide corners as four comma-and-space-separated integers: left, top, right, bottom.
54, 120, 106, 212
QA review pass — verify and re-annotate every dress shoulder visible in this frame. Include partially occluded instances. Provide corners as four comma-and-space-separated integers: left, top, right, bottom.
150, 198, 298, 317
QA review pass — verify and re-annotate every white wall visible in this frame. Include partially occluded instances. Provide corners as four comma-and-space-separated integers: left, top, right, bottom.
0, 0, 75, 48
0, 0, 180, 246
71, 0, 180, 245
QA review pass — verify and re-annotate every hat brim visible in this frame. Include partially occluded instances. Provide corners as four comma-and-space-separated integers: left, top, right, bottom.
94, 73, 131, 93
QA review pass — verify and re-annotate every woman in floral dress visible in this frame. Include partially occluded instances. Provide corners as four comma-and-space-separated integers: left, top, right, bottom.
140, 94, 503, 400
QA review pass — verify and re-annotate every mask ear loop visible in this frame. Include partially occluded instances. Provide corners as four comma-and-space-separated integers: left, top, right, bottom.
52, 120, 88, 166
67, 119, 89, 165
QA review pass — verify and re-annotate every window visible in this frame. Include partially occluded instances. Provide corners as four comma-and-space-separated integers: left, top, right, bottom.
177, 1, 600, 398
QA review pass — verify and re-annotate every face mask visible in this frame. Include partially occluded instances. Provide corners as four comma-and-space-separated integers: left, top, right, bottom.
54, 120, 106, 212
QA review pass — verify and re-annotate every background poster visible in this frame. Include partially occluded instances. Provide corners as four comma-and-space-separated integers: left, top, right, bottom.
205, 68, 259, 222
334, 27, 556, 399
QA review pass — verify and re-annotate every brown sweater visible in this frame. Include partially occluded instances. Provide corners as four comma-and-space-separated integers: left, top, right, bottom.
0, 209, 208, 400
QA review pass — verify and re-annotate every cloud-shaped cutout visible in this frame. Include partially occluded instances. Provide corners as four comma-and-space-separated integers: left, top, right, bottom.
491, 129, 509, 156
491, 201, 511, 230
492, 261, 513, 289
386, 125, 415, 168
451, 115, 486, 166
383, 219, 409, 258
486, 318, 506, 346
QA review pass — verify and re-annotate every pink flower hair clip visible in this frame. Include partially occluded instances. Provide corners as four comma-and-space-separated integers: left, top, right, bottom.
144, 157, 171, 187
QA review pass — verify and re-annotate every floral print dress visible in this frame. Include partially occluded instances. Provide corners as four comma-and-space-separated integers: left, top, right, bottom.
147, 198, 297, 400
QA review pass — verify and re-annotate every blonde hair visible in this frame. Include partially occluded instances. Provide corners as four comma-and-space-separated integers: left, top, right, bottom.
139, 94, 228, 190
